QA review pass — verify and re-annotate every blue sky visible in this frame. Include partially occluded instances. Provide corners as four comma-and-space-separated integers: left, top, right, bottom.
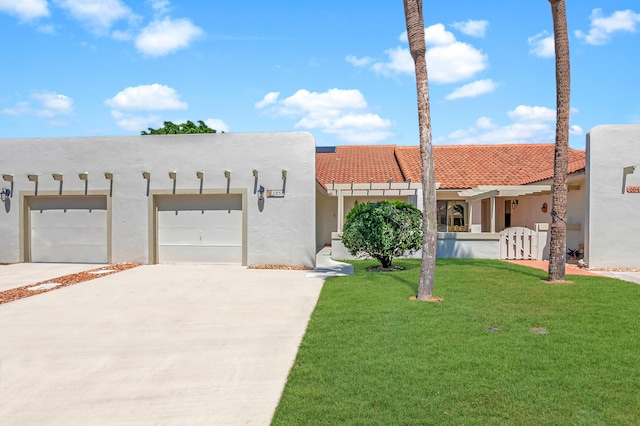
1, 0, 639, 149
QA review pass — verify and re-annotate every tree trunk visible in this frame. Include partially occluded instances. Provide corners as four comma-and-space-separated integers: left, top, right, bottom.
547, 0, 571, 282
403, 0, 437, 300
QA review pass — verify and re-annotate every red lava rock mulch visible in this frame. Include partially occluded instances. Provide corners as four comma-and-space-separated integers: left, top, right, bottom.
247, 264, 314, 270
0, 263, 141, 305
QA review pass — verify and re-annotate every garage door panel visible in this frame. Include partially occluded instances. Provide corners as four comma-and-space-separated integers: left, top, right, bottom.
31, 243, 107, 264
156, 195, 243, 264
29, 196, 108, 264
158, 246, 242, 264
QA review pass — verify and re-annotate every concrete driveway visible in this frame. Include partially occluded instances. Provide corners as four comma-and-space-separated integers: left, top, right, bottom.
0, 263, 102, 292
0, 264, 324, 425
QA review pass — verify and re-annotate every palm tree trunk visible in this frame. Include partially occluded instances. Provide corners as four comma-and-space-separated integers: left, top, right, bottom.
403, 0, 437, 300
547, 0, 571, 282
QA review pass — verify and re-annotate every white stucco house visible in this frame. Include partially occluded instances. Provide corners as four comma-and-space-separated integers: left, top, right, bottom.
0, 132, 317, 267
1, 125, 636, 268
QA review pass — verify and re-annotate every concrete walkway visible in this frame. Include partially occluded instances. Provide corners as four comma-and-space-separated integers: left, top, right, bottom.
305, 246, 354, 279
0, 264, 324, 425
0, 262, 102, 292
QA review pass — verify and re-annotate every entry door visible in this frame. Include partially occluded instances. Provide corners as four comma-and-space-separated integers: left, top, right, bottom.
156, 194, 243, 264
29, 196, 108, 263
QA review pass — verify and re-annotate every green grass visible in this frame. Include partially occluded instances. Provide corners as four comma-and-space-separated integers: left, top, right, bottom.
272, 259, 640, 425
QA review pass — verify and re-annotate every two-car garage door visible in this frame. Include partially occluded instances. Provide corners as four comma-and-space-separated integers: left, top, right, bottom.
29, 196, 108, 263
155, 194, 244, 264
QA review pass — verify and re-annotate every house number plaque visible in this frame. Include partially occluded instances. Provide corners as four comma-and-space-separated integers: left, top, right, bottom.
267, 190, 285, 198
626, 186, 640, 193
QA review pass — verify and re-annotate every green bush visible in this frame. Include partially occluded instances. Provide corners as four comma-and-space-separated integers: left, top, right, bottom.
341, 200, 422, 268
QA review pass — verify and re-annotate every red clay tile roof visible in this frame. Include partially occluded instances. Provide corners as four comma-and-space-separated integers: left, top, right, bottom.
317, 144, 586, 190
315, 145, 405, 186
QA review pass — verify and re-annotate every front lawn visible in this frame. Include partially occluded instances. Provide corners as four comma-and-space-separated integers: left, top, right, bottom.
273, 259, 640, 425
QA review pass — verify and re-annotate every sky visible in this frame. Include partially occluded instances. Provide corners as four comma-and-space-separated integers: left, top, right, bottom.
0, 0, 639, 149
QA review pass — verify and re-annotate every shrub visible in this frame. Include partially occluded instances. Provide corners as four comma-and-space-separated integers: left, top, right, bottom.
341, 200, 422, 268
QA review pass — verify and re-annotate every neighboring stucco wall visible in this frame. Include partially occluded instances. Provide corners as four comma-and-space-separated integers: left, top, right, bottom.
315, 191, 337, 251
331, 232, 500, 260
586, 124, 640, 268
0, 132, 316, 267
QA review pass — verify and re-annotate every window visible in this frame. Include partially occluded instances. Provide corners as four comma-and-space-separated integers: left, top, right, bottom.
437, 200, 468, 232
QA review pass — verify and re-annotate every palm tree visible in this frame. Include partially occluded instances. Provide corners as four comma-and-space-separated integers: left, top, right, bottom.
403, 0, 437, 300
547, 0, 571, 282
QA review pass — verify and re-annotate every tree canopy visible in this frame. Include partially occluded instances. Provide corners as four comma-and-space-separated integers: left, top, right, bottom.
342, 200, 422, 269
141, 120, 223, 135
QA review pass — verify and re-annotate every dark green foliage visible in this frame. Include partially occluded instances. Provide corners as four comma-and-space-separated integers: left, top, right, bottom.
141, 120, 223, 135
341, 200, 422, 268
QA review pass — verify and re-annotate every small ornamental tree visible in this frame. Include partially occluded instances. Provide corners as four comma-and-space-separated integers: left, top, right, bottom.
141, 120, 222, 135
342, 200, 422, 269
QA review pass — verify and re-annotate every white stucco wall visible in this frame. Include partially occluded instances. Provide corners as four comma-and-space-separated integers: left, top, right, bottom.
586, 124, 640, 268
0, 132, 316, 267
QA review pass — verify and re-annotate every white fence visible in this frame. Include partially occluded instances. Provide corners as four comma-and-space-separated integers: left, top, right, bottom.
500, 227, 538, 260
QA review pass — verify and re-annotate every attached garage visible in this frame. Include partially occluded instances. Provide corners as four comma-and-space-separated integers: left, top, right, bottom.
154, 194, 245, 264
26, 195, 109, 263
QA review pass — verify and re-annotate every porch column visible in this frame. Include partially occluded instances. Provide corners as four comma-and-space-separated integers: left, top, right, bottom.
337, 189, 345, 232
468, 202, 473, 232
490, 196, 496, 233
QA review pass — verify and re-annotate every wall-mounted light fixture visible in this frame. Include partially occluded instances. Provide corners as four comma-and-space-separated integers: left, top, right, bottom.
511, 199, 519, 210
224, 170, 231, 179
0, 187, 10, 202
78, 172, 89, 181
281, 169, 288, 179
2, 174, 13, 182
27, 174, 39, 182
252, 169, 259, 178
104, 172, 114, 180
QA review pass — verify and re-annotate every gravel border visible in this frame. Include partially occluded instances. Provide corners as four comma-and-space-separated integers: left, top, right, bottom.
0, 263, 140, 305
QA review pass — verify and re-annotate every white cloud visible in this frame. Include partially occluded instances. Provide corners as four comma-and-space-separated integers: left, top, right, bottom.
507, 105, 556, 122
1, 101, 32, 116
255, 92, 280, 109
451, 19, 489, 38
37, 24, 56, 35
54, 0, 134, 30
528, 31, 555, 58
345, 55, 375, 67
105, 84, 193, 132
111, 110, 162, 132
575, 8, 640, 45
204, 118, 229, 133
570, 125, 583, 136
0, 0, 49, 21
257, 88, 392, 143
32, 92, 73, 116
436, 104, 583, 145
369, 24, 488, 84
149, 0, 170, 15
105, 84, 188, 111
445, 79, 497, 100
1, 91, 73, 118
135, 17, 204, 56
476, 116, 497, 130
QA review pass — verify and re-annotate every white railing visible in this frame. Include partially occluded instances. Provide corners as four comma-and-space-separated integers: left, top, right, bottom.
500, 227, 538, 260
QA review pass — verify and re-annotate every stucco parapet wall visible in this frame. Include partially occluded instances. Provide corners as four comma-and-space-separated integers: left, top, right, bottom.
332, 231, 500, 241
0, 132, 317, 267
437, 232, 500, 241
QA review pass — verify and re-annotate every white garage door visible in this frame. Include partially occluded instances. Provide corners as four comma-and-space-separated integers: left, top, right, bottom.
30, 196, 108, 263
156, 194, 243, 264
